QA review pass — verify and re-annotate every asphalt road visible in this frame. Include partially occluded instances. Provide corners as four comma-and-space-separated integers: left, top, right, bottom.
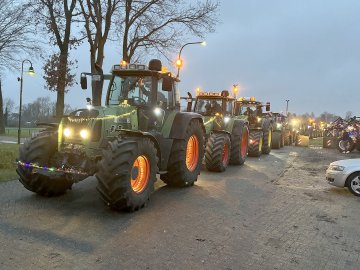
1, 146, 360, 270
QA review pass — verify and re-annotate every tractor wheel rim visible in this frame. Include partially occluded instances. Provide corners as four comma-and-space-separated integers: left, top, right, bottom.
222, 143, 229, 166
259, 137, 263, 151
268, 131, 272, 147
131, 155, 150, 194
186, 135, 199, 172
351, 176, 360, 195
241, 131, 248, 158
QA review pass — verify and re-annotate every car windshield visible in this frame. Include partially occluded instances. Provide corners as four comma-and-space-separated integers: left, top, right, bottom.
107, 75, 152, 106
195, 98, 233, 116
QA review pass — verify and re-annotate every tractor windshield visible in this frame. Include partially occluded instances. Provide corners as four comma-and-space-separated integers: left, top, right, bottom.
239, 104, 259, 116
107, 75, 152, 106
195, 98, 233, 116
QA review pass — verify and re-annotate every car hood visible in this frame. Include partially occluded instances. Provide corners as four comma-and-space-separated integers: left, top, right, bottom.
330, 158, 360, 167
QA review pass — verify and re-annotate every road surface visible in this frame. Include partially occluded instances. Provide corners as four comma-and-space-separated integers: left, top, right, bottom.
1, 146, 359, 270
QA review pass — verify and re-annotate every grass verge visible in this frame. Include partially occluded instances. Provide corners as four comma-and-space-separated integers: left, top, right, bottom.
0, 143, 19, 182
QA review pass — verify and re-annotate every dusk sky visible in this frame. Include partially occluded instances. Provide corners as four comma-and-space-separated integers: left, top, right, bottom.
2, 0, 360, 116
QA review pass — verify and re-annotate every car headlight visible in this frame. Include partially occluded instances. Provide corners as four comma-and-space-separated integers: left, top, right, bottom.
328, 165, 345, 171
63, 128, 72, 138
80, 129, 89, 139
224, 116, 230, 124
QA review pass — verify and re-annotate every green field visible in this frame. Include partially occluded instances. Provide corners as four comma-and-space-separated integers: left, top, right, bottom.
1, 127, 43, 138
0, 143, 19, 181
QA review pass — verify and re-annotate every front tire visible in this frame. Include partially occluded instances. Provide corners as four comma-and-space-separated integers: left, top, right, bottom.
262, 128, 272, 154
248, 130, 263, 157
230, 125, 249, 165
337, 138, 355, 153
96, 137, 157, 212
205, 133, 231, 172
271, 131, 281, 149
161, 120, 205, 187
346, 172, 360, 197
16, 131, 72, 196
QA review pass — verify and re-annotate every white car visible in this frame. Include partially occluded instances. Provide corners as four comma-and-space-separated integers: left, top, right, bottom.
326, 158, 360, 196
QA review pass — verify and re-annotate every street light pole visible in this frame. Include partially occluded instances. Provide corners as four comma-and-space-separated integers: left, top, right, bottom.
176, 41, 206, 78
18, 59, 35, 144
285, 99, 290, 116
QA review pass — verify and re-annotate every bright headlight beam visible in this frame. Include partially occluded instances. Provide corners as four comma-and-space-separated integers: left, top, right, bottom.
80, 129, 89, 139
224, 117, 230, 123
154, 107, 162, 116
63, 128, 71, 137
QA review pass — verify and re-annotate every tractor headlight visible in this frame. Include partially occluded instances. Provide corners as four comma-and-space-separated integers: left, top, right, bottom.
63, 128, 72, 138
224, 117, 230, 124
153, 107, 162, 116
277, 123, 282, 129
257, 117, 262, 122
80, 129, 89, 139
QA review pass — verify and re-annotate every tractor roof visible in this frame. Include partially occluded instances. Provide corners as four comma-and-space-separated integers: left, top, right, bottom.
112, 63, 179, 81
196, 90, 234, 100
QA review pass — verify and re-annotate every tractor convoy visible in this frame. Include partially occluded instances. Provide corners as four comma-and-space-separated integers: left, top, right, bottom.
15, 59, 301, 212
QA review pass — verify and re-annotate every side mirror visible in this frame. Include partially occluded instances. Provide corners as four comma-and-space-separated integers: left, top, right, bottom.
162, 76, 173, 92
186, 92, 193, 112
80, 75, 87, 90
266, 102, 271, 112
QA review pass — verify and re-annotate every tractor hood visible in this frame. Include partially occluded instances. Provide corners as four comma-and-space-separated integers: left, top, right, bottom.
59, 103, 138, 147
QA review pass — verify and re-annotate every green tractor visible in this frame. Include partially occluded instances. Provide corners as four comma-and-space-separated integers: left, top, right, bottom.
271, 112, 287, 149
16, 59, 206, 212
234, 97, 273, 157
184, 90, 249, 172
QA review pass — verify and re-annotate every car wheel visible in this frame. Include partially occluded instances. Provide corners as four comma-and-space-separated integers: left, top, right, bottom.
346, 172, 360, 197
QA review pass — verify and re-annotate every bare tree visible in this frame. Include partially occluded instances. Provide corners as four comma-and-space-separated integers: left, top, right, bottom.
0, 0, 41, 134
78, 0, 122, 106
0, 0, 41, 69
31, 0, 79, 118
345, 111, 354, 120
119, 0, 219, 63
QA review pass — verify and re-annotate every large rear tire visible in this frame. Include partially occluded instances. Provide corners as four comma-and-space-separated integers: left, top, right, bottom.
248, 130, 263, 157
205, 133, 231, 172
161, 120, 205, 187
262, 128, 272, 154
16, 132, 72, 196
337, 138, 355, 153
271, 131, 281, 149
96, 137, 157, 212
230, 125, 249, 165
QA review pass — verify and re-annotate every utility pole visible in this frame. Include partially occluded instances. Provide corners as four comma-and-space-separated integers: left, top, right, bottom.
285, 99, 290, 116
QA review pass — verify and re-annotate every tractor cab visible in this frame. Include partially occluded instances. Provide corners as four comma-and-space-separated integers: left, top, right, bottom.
105, 60, 179, 110
190, 90, 234, 116
235, 97, 270, 127
272, 112, 287, 130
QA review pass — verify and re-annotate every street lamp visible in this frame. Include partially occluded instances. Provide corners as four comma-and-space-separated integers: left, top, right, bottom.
232, 84, 239, 99
17, 59, 35, 144
285, 99, 290, 116
176, 41, 206, 78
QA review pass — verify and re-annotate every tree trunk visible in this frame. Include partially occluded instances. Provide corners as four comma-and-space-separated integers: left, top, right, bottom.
0, 79, 5, 134
91, 42, 105, 106
55, 51, 68, 118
